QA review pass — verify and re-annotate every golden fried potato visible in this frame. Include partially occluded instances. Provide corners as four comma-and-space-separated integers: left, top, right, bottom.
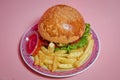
58, 63, 73, 69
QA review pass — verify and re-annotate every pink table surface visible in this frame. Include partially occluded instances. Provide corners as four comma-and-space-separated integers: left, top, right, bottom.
0, 0, 120, 80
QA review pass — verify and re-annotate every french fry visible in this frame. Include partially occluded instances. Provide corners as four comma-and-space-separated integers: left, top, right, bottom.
74, 53, 90, 67
74, 39, 94, 67
34, 55, 39, 65
56, 53, 68, 57
45, 55, 54, 60
84, 39, 94, 54
41, 46, 51, 54
87, 34, 92, 41
44, 59, 53, 65
55, 50, 67, 54
58, 63, 73, 69
67, 50, 83, 58
44, 63, 49, 70
38, 51, 45, 67
48, 64, 53, 71
41, 46, 55, 56
52, 56, 58, 72
57, 57, 76, 64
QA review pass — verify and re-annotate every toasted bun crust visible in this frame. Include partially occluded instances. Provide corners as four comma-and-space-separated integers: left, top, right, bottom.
38, 5, 85, 44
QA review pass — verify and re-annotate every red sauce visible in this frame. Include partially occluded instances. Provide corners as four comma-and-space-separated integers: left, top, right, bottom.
26, 33, 37, 54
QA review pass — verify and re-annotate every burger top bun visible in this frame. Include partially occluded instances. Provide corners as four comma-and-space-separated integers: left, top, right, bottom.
38, 5, 85, 44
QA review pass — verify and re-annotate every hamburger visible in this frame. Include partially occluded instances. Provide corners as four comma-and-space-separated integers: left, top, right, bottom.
38, 4, 90, 52
23, 4, 94, 73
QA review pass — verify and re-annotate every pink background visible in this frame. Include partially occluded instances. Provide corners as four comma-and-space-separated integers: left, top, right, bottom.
0, 0, 120, 80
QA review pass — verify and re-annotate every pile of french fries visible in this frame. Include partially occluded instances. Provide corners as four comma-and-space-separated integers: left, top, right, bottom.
33, 34, 94, 72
